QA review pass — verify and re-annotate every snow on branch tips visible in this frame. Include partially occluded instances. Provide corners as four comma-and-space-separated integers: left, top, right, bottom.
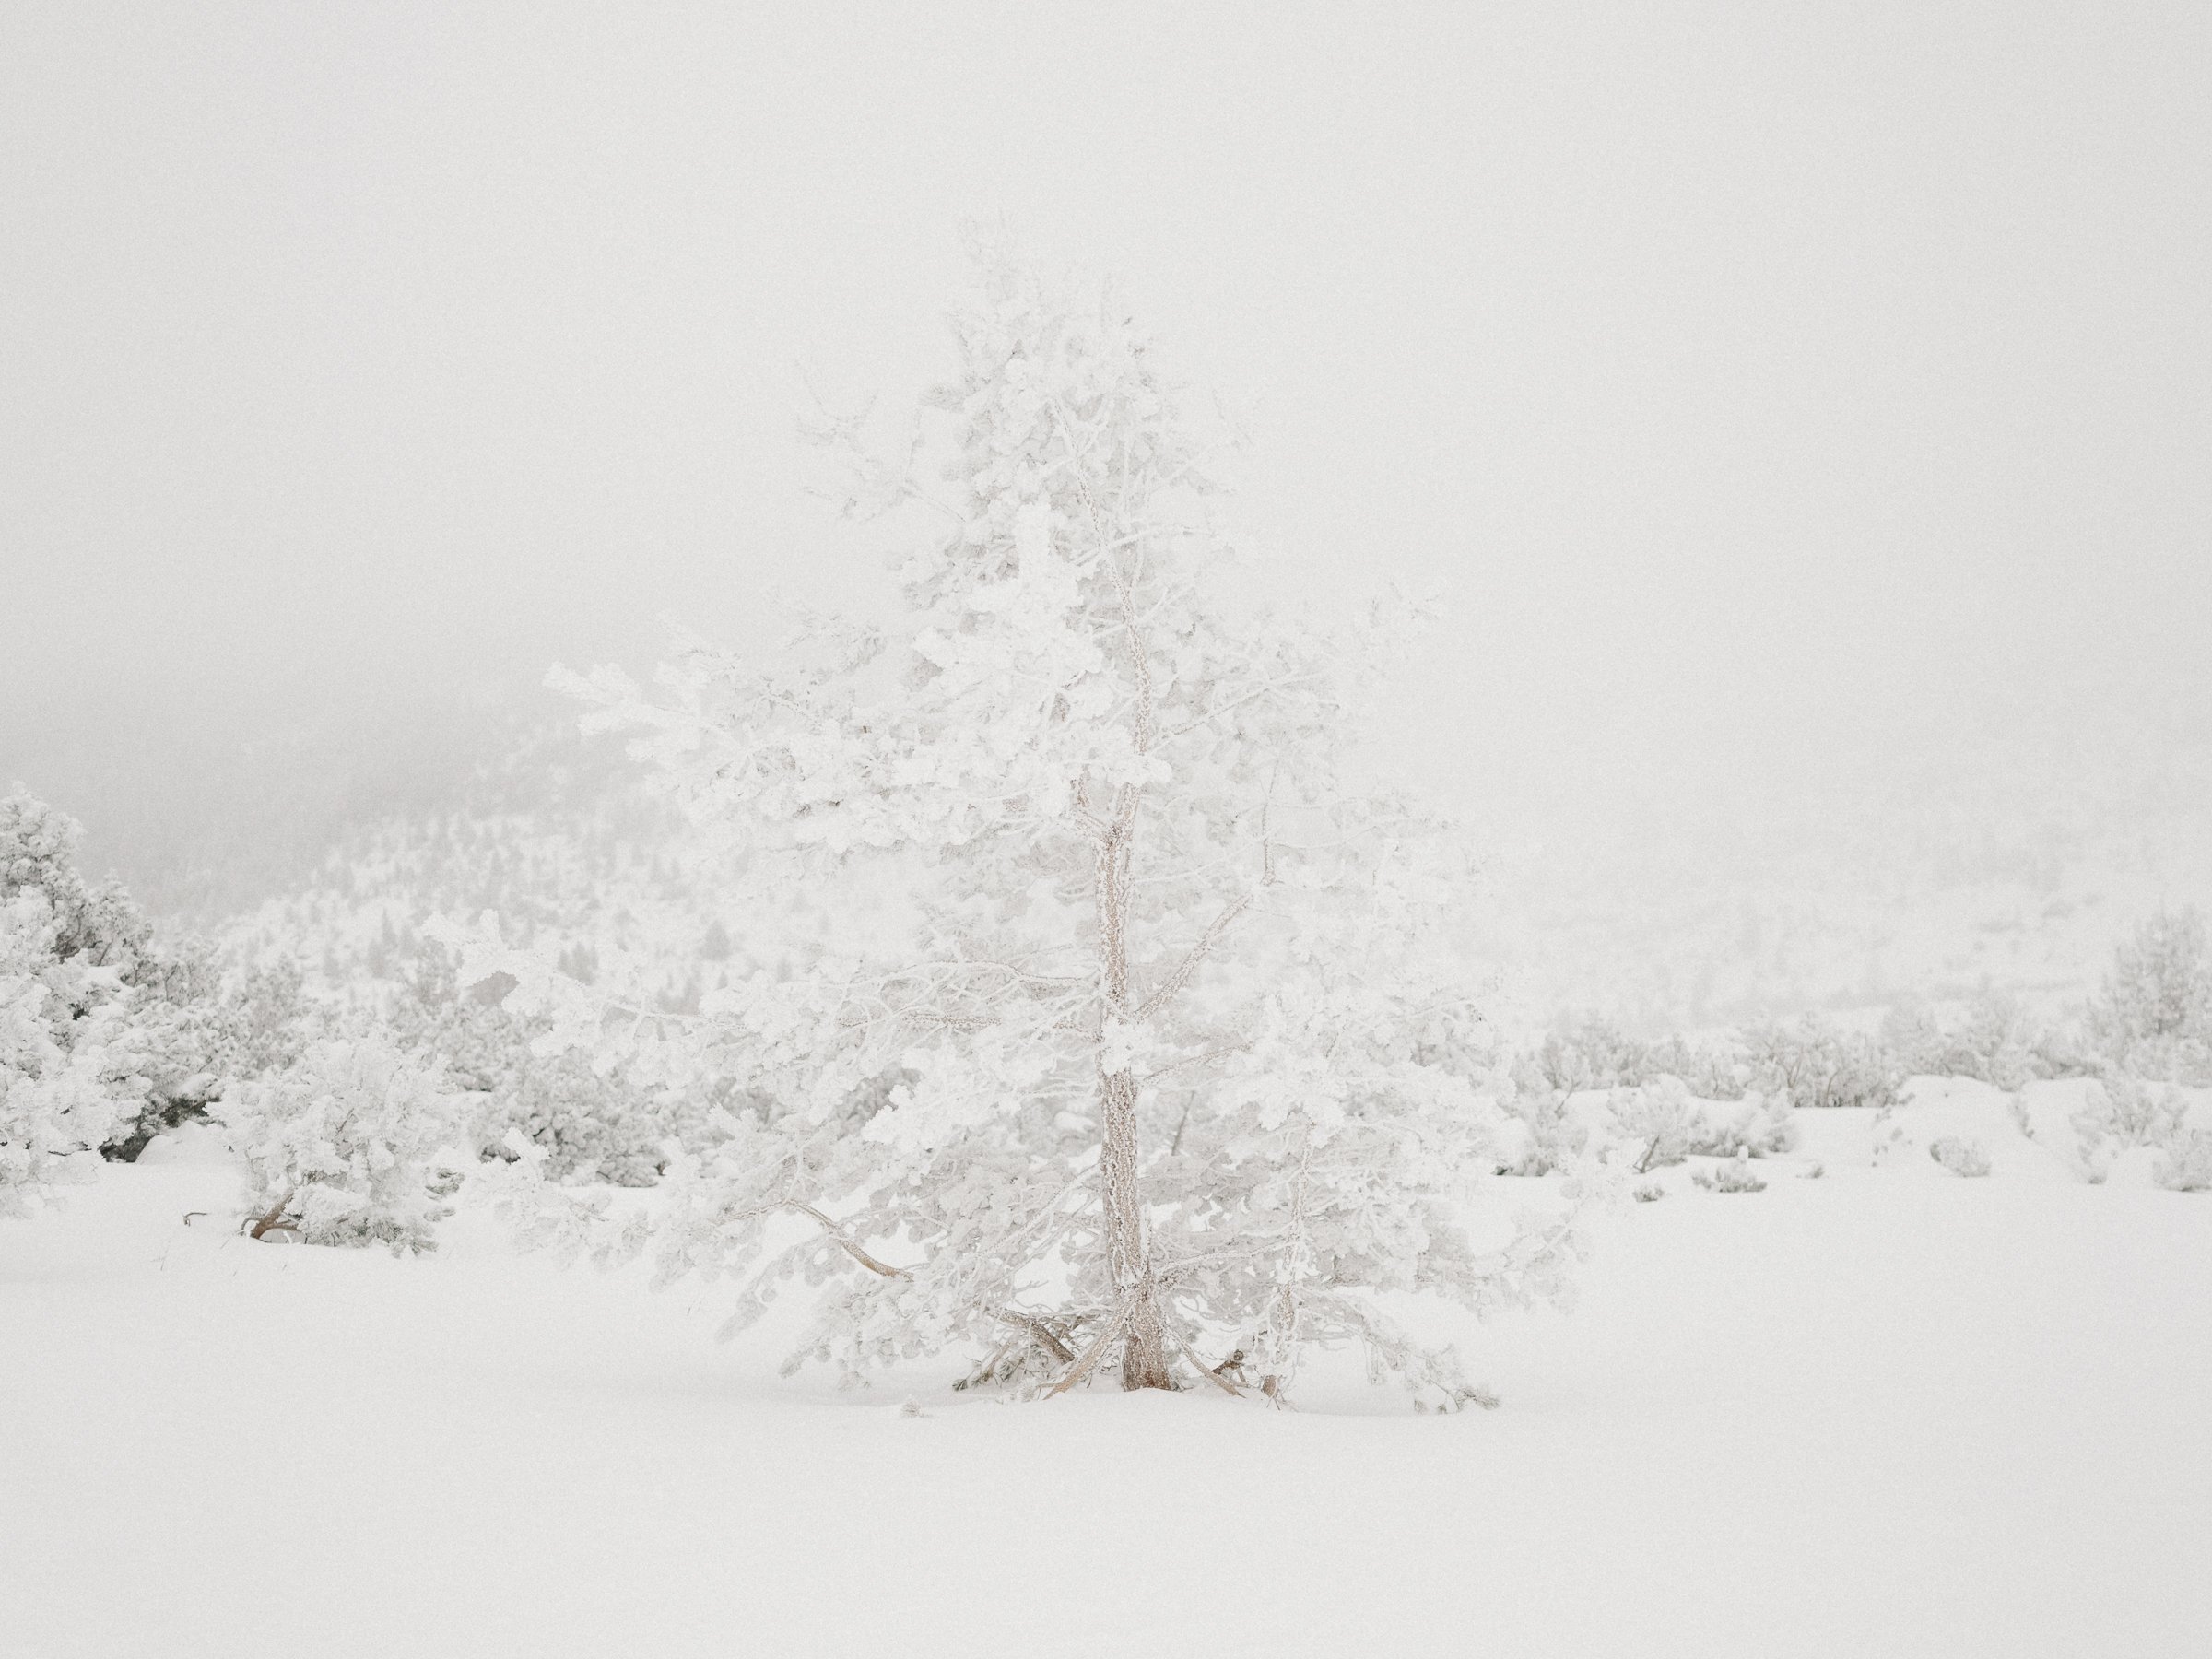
439, 245, 1583, 1409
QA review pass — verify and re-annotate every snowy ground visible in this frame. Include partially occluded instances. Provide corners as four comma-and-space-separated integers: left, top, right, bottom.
6, 1088, 2209, 1659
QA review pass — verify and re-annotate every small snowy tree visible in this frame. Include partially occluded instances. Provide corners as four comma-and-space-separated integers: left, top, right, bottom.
2087, 909, 2212, 1083
213, 1036, 465, 1251
1882, 994, 2051, 1090
392, 946, 666, 1186
1, 891, 132, 1215
2155, 1129, 2212, 1194
1, 794, 228, 1209
1741, 1016, 1901, 1111
439, 247, 1580, 1406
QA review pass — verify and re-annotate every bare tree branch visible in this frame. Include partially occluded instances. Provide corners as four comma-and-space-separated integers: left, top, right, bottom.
1047, 1302, 1132, 1397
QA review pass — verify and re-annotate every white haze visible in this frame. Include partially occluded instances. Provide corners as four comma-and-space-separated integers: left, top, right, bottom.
3, 2, 2207, 961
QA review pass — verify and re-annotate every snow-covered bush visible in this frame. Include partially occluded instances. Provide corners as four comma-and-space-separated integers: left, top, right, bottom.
2086, 910, 2212, 1084
474, 1047, 665, 1186
215, 955, 322, 1084
2, 892, 131, 1215
2065, 1070, 2212, 1190
2154, 1130, 2212, 1194
1531, 1017, 1648, 1095
1641, 1035, 1752, 1101
1692, 1149, 1767, 1194
1742, 1016, 1901, 1111
1607, 1077, 1792, 1171
2071, 1072, 2187, 1164
394, 947, 665, 1186
213, 1036, 465, 1252
1, 794, 232, 1208
440, 245, 1582, 1408
1501, 1023, 1754, 1175
1883, 995, 2056, 1090
1497, 1084, 1591, 1177
1928, 1135, 1992, 1178
1523, 1018, 1746, 1101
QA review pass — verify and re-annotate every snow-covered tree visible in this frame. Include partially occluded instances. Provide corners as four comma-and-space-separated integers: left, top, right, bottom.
1, 793, 227, 1210
2070, 1070, 2191, 1172
2087, 908, 2212, 1083
1881, 994, 2056, 1090
206, 727, 738, 1179
2, 890, 133, 1215
1739, 1015, 1901, 1111
392, 947, 665, 1186
213, 1035, 465, 1251
440, 247, 1580, 1406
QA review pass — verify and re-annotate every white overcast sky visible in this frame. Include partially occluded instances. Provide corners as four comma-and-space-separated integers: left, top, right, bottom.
3, 2, 2206, 888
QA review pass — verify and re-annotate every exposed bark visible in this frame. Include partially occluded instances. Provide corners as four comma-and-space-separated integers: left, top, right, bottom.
787, 1201, 911, 1279
244, 1193, 298, 1240
989, 1309, 1077, 1366
1100, 1065, 1171, 1388
1047, 1303, 1132, 1397
1095, 813, 1171, 1391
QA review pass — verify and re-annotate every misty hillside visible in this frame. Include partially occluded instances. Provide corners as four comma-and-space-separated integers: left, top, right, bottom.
127, 660, 2211, 1048
1476, 683, 2212, 1032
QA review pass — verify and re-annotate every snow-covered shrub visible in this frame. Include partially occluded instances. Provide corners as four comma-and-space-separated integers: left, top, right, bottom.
2066, 1071, 2212, 1188
1607, 1077, 1792, 1171
1502, 1025, 1752, 1174
1880, 1001, 1960, 1081
213, 1037, 465, 1251
1531, 1017, 1648, 1095
215, 955, 322, 1084
2071, 1072, 2186, 1163
1742, 1016, 1901, 1111
394, 947, 664, 1186
1498, 1084, 1590, 1176
1690, 1090, 1794, 1159
1521, 1018, 1746, 1101
2031, 1030, 2102, 1083
2, 893, 130, 1215
1, 794, 233, 1206
476, 1048, 665, 1186
1692, 1149, 1767, 1194
1609, 1079, 1708, 1171
2086, 910, 2212, 1084
2154, 1130, 2212, 1193
439, 245, 1583, 1408
1641, 1035, 1751, 1100
1883, 995, 2050, 1090
1928, 1135, 1992, 1178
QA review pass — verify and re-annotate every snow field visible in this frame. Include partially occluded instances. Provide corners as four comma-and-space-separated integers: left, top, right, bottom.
6, 1083, 2209, 1659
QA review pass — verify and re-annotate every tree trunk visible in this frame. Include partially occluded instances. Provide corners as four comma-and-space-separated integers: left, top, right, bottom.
1100, 1065, 1171, 1389
1095, 815, 1173, 1392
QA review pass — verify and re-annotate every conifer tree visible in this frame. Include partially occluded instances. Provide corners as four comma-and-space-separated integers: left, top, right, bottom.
439, 247, 1579, 1406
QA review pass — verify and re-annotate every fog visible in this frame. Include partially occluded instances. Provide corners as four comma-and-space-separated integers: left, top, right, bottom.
4, 1, 2207, 914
